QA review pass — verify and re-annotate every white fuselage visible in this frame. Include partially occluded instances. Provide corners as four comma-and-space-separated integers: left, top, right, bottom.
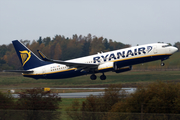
23, 43, 178, 79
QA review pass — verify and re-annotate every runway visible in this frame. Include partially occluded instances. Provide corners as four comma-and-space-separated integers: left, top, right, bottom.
11, 88, 136, 98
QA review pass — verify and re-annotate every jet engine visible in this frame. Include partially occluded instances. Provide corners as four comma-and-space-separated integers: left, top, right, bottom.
98, 62, 132, 73
113, 63, 132, 73
114, 66, 132, 73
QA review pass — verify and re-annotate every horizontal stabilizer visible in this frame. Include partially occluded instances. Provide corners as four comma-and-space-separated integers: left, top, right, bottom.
3, 70, 33, 73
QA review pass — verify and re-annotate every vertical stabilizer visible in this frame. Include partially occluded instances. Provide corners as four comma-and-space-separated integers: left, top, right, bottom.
12, 40, 50, 70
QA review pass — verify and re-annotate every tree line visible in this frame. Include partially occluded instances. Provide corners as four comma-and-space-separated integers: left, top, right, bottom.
0, 34, 179, 71
1, 82, 180, 119
0, 88, 61, 120
0, 34, 130, 70
66, 82, 180, 120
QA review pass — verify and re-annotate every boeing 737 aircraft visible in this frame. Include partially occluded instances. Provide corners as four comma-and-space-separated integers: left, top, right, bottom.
4, 40, 178, 80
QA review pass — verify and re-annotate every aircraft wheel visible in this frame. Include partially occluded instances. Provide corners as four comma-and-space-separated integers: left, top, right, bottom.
100, 74, 106, 80
161, 62, 165, 66
90, 74, 97, 80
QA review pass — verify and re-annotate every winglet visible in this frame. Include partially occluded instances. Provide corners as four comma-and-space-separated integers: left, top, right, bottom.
37, 50, 52, 61
37, 50, 48, 60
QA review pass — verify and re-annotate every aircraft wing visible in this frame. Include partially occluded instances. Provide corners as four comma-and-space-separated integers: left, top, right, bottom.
37, 50, 98, 70
3, 70, 34, 73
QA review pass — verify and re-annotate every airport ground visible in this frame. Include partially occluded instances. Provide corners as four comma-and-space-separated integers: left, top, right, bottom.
0, 70, 180, 92
1, 70, 180, 119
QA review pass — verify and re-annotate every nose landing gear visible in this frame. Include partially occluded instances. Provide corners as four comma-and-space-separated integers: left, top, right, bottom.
161, 60, 165, 66
161, 62, 165, 66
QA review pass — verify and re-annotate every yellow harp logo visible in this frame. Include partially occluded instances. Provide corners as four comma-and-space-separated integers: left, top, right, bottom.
19, 50, 31, 66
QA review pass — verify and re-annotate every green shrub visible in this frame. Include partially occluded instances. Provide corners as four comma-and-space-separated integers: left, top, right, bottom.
16, 88, 62, 120
108, 82, 180, 120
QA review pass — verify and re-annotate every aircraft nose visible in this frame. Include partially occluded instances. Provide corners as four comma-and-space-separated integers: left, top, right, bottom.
170, 46, 178, 53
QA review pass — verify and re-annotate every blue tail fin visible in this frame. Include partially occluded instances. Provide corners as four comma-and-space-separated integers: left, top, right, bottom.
12, 40, 50, 70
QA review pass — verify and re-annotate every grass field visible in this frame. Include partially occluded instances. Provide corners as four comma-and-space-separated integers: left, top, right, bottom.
0, 70, 180, 89
60, 98, 85, 111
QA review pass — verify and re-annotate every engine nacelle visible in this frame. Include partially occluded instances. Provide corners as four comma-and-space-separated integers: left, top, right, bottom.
98, 62, 132, 73
98, 62, 114, 70
114, 65, 132, 73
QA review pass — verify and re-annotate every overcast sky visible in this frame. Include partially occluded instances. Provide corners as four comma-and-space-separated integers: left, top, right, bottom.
0, 0, 180, 46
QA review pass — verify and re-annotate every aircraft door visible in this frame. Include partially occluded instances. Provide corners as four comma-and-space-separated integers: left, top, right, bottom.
42, 68, 47, 78
153, 46, 157, 54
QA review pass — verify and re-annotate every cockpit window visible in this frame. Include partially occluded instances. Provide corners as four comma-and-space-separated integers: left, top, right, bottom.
162, 45, 171, 48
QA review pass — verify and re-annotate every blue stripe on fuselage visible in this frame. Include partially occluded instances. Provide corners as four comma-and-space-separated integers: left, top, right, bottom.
24, 69, 87, 79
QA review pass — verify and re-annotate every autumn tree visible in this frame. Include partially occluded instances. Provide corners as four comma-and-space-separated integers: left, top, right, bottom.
42, 37, 51, 46
103, 38, 109, 51
66, 84, 126, 120
0, 34, 131, 70
37, 36, 42, 45
53, 42, 62, 60
29, 40, 39, 54
0, 45, 6, 70
20, 40, 31, 46
0, 45, 8, 58
174, 42, 180, 52
108, 82, 180, 120
16, 88, 62, 120
81, 39, 91, 57
0, 92, 16, 120
89, 36, 105, 55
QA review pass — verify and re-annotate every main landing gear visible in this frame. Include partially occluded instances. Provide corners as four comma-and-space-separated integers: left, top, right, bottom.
100, 73, 106, 80
90, 73, 106, 80
90, 74, 97, 80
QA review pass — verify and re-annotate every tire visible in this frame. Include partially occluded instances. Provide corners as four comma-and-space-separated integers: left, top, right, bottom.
90, 74, 97, 80
100, 75, 106, 80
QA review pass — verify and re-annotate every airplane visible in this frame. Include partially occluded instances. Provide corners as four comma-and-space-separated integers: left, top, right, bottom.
4, 40, 178, 80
